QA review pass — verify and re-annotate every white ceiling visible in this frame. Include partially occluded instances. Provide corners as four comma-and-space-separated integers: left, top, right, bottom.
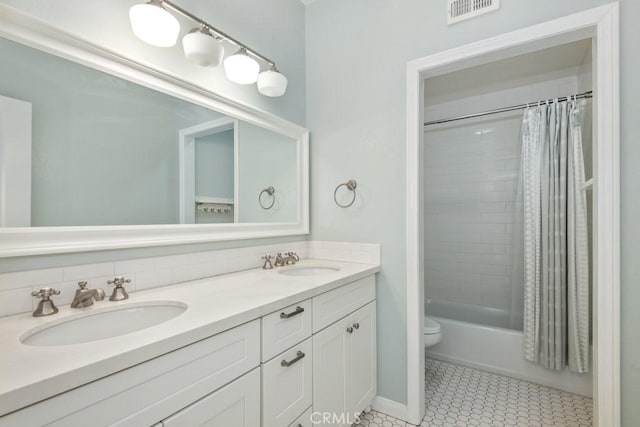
424, 39, 592, 105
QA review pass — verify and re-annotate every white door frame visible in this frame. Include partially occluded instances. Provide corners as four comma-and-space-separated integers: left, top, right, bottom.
0, 95, 32, 227
178, 117, 238, 224
405, 4, 619, 426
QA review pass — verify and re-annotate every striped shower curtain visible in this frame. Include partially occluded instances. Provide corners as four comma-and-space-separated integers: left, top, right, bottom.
519, 98, 590, 373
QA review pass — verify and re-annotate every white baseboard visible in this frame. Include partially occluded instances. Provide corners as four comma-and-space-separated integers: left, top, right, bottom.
371, 396, 410, 424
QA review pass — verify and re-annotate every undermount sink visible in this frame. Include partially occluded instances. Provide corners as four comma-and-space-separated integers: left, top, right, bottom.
279, 266, 341, 276
21, 301, 187, 347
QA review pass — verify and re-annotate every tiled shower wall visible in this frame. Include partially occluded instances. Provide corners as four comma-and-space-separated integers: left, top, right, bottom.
423, 114, 521, 311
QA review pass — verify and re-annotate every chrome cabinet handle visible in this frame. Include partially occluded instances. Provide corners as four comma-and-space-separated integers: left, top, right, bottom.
353, 323, 360, 329
281, 351, 305, 367
280, 306, 304, 319
346, 326, 354, 333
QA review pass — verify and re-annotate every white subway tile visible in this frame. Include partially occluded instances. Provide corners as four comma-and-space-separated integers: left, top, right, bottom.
481, 192, 515, 203
187, 250, 219, 265
0, 288, 34, 316
136, 269, 172, 291
152, 254, 189, 270
0, 268, 64, 291
482, 254, 511, 265
114, 258, 156, 274
438, 232, 482, 243
63, 263, 114, 282
482, 233, 511, 244
482, 213, 515, 224
460, 263, 507, 276
171, 264, 203, 284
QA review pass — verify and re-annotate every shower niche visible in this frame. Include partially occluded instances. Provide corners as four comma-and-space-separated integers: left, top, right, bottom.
422, 38, 594, 397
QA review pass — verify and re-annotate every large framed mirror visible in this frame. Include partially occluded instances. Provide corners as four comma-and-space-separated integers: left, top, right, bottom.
0, 6, 309, 257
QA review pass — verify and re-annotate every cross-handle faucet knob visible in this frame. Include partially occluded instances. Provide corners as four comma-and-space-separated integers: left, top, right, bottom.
107, 277, 131, 301
31, 287, 61, 317
262, 254, 274, 270
31, 287, 61, 299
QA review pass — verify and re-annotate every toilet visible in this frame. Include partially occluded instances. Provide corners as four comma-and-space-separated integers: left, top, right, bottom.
424, 316, 442, 348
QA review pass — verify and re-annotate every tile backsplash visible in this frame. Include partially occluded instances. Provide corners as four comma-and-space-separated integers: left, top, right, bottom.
0, 241, 380, 317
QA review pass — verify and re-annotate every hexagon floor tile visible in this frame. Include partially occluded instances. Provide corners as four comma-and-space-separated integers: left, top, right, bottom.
354, 358, 592, 427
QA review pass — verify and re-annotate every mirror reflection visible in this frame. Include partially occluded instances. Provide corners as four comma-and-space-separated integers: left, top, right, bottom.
0, 37, 298, 227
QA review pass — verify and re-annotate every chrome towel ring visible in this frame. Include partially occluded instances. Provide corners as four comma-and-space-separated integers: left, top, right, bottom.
259, 186, 275, 209
334, 179, 357, 208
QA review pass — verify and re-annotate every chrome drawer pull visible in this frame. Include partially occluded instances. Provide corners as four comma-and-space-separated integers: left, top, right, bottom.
280, 306, 304, 319
353, 322, 360, 329
281, 351, 305, 367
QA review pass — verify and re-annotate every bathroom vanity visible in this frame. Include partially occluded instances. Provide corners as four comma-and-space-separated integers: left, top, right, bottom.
0, 260, 379, 427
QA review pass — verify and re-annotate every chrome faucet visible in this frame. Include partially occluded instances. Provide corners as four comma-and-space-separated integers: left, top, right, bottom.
31, 288, 61, 317
274, 251, 300, 267
71, 281, 105, 308
107, 277, 131, 301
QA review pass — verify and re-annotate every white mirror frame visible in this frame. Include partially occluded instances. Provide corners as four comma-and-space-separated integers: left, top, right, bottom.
0, 5, 309, 257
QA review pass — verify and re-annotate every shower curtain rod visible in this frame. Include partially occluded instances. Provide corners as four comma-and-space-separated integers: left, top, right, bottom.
423, 90, 593, 127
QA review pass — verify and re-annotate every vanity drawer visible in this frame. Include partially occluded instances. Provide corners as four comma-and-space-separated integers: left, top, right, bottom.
262, 338, 313, 427
0, 320, 260, 427
312, 275, 375, 332
262, 299, 312, 361
161, 368, 260, 427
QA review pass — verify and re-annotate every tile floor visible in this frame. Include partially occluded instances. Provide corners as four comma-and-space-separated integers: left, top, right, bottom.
355, 357, 593, 427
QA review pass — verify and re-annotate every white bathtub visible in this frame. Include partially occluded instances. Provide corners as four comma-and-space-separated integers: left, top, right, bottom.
425, 299, 592, 397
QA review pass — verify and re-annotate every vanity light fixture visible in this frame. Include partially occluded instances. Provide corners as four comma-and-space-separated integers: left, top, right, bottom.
224, 48, 260, 85
128, 0, 287, 96
257, 65, 288, 97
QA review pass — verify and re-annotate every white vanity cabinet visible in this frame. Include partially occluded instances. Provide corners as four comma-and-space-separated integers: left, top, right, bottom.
312, 277, 377, 427
0, 320, 261, 427
160, 368, 261, 427
0, 271, 378, 427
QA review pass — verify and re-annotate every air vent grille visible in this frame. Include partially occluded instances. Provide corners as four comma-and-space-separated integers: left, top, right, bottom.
447, 0, 500, 25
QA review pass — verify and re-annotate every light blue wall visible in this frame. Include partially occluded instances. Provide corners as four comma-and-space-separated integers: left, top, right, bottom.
195, 130, 235, 201
305, 1, 640, 423
0, 0, 308, 269
237, 121, 298, 223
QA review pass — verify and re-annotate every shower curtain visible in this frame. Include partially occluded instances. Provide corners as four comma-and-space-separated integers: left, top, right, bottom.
517, 98, 590, 373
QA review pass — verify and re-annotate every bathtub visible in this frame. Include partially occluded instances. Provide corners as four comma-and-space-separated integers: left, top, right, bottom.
425, 299, 592, 397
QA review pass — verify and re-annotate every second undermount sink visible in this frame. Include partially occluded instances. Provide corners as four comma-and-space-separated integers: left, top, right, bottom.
20, 301, 187, 347
279, 265, 341, 277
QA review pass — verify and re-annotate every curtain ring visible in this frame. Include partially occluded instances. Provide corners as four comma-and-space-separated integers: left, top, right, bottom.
259, 186, 275, 210
334, 180, 357, 208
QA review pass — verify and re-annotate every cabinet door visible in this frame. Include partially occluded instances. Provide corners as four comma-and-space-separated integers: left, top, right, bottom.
346, 302, 377, 416
312, 315, 351, 427
162, 368, 260, 427
262, 338, 313, 427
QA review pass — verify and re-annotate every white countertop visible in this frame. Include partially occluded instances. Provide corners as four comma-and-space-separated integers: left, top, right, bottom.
0, 259, 380, 416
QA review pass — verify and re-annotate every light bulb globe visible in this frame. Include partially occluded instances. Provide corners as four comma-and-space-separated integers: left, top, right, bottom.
129, 2, 180, 47
223, 49, 260, 85
257, 68, 288, 97
182, 29, 224, 67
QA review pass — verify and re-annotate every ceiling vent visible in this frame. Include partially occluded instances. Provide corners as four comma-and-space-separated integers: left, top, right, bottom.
447, 0, 500, 25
